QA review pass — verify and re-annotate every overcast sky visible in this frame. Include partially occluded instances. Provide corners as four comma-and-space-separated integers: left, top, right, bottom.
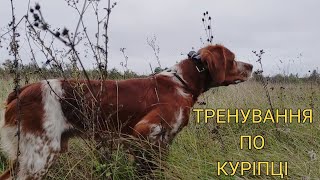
0, 0, 319, 76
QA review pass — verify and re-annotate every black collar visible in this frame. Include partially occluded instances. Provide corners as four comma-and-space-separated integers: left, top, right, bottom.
170, 51, 208, 101
173, 72, 192, 93
173, 72, 198, 101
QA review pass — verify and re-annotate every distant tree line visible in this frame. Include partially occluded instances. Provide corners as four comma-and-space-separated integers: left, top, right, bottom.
0, 59, 141, 82
0, 59, 319, 84
252, 69, 320, 84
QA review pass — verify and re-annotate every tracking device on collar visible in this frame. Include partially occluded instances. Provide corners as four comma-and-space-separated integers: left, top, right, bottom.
188, 51, 206, 73
188, 51, 201, 60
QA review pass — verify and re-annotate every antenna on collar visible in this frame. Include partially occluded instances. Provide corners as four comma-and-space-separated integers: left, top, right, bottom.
188, 51, 201, 60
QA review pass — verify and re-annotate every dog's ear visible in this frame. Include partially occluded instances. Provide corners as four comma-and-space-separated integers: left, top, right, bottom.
200, 46, 226, 84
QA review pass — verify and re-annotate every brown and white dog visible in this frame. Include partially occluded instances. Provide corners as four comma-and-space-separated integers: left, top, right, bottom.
0, 44, 252, 179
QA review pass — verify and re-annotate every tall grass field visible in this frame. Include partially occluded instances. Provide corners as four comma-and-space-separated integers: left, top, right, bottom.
0, 77, 319, 179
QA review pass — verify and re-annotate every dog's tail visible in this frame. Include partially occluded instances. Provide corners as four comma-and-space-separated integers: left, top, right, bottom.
0, 104, 9, 180
0, 102, 6, 137
0, 102, 16, 180
0, 103, 5, 130
0, 99, 8, 134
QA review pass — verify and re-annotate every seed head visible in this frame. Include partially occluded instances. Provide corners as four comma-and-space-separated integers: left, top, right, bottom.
55, 31, 61, 37
42, 23, 48, 30
62, 28, 69, 36
35, 3, 41, 10
33, 13, 39, 21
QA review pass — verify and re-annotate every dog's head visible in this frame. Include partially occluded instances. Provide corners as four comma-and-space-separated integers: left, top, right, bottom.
199, 45, 253, 87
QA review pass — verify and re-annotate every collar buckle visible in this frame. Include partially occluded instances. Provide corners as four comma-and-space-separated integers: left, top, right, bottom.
188, 51, 206, 73
196, 66, 206, 73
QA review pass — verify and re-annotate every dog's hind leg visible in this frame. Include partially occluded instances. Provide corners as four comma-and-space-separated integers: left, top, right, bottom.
16, 134, 59, 180
0, 126, 59, 179
0, 108, 18, 180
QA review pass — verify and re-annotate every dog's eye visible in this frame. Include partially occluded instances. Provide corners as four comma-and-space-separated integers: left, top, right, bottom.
229, 61, 235, 67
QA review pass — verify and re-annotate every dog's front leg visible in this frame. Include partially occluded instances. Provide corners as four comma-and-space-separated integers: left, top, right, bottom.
131, 107, 189, 177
